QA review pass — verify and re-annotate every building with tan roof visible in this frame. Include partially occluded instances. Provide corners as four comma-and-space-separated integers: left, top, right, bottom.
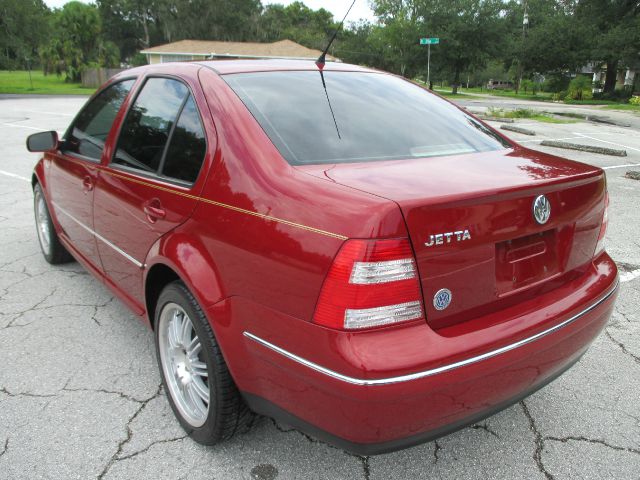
140, 39, 338, 64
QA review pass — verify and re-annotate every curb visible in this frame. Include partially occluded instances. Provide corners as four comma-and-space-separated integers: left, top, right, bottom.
500, 124, 536, 136
550, 112, 631, 128
539, 140, 627, 157
481, 116, 515, 123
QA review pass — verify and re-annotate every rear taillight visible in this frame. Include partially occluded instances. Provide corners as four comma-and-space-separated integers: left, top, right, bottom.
313, 238, 424, 330
594, 191, 609, 257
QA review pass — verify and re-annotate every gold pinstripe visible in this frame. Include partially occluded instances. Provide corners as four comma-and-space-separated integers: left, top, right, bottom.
100, 168, 348, 240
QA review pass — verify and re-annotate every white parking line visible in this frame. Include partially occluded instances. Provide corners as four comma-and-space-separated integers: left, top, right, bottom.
620, 269, 640, 283
518, 136, 583, 144
0, 169, 30, 182
1, 122, 46, 131
573, 133, 640, 153
18, 110, 74, 117
602, 163, 640, 170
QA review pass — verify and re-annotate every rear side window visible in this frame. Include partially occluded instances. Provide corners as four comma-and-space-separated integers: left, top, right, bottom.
112, 77, 206, 184
64, 79, 134, 161
162, 96, 206, 183
224, 71, 510, 165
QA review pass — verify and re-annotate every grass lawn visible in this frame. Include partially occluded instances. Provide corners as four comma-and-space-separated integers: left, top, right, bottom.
486, 107, 578, 124
562, 99, 618, 105
602, 103, 640, 111
432, 88, 467, 98
462, 86, 554, 101
0, 70, 95, 95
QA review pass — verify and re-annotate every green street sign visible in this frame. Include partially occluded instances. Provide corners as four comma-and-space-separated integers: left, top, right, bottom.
420, 38, 439, 45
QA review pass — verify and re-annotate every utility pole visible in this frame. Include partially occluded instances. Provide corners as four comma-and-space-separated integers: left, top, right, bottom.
516, 0, 529, 94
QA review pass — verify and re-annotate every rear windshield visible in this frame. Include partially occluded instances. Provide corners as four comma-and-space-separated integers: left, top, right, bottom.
224, 70, 511, 165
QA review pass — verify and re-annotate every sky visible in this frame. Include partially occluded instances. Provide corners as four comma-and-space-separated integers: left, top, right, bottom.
42, 0, 376, 22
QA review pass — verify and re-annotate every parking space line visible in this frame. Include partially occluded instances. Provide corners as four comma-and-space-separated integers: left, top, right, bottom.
620, 269, 640, 283
574, 133, 640, 153
518, 136, 582, 144
571, 132, 619, 136
0, 169, 30, 182
602, 163, 640, 170
18, 110, 74, 117
1, 122, 46, 131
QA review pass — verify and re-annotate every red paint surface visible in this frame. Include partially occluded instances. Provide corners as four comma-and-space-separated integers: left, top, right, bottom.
33, 60, 618, 448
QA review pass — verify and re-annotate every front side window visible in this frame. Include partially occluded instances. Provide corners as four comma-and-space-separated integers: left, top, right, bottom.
224, 71, 511, 165
112, 77, 206, 183
64, 79, 135, 161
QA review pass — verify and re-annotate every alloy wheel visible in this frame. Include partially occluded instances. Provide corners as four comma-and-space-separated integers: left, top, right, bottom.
158, 302, 210, 427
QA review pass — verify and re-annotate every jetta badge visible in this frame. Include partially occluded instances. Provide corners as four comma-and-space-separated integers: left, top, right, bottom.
533, 195, 551, 225
433, 288, 452, 311
424, 229, 471, 247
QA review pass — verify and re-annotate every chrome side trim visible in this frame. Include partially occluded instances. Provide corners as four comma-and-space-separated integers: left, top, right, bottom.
52, 202, 144, 269
243, 280, 618, 386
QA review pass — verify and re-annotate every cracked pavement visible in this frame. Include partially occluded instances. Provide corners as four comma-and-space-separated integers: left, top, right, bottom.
1, 95, 639, 479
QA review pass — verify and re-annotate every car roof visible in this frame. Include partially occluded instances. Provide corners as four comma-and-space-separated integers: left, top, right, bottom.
118, 58, 374, 76
112, 59, 381, 86
195, 59, 378, 75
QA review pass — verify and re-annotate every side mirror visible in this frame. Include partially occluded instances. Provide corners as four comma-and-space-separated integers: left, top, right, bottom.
26, 131, 59, 152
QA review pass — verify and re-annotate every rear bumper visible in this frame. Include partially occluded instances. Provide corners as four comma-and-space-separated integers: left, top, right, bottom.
215, 254, 618, 454
243, 349, 584, 455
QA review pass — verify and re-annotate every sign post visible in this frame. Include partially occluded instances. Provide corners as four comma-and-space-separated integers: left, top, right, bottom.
419, 38, 439, 87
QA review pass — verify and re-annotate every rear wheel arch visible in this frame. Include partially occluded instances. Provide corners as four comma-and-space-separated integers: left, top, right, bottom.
145, 263, 181, 329
144, 232, 225, 328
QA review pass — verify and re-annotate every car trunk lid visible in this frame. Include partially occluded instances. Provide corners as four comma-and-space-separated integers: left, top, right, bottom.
298, 147, 606, 330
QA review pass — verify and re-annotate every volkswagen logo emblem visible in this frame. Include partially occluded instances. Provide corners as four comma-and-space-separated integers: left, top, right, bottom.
433, 288, 452, 311
532, 195, 551, 225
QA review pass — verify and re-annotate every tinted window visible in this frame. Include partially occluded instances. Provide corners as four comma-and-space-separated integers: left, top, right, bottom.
225, 71, 511, 165
65, 79, 134, 161
113, 78, 188, 173
161, 96, 206, 183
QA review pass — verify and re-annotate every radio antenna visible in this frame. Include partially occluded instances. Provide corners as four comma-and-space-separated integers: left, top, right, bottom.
316, 0, 356, 69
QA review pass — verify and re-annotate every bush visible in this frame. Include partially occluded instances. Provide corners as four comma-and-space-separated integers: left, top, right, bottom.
552, 90, 568, 101
520, 79, 536, 94
129, 52, 147, 67
593, 89, 633, 101
542, 74, 571, 93
568, 76, 592, 100
630, 96, 640, 106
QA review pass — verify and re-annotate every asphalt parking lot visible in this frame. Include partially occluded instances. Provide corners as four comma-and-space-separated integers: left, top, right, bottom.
0, 95, 639, 480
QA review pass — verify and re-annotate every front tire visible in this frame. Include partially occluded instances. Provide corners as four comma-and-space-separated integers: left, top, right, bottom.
154, 281, 254, 444
33, 183, 73, 264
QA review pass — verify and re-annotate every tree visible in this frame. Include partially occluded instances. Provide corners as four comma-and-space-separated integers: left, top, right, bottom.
170, 0, 261, 42
40, 2, 118, 81
0, 0, 50, 69
334, 21, 381, 67
576, 0, 640, 93
368, 2, 422, 77
97, 0, 151, 61
501, 0, 591, 87
257, 1, 335, 49
417, 0, 507, 93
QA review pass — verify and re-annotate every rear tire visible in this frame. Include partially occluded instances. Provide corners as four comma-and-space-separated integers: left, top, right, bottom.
154, 280, 254, 444
33, 183, 73, 264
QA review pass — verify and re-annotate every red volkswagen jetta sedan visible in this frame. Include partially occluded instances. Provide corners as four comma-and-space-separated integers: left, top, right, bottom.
26, 60, 618, 454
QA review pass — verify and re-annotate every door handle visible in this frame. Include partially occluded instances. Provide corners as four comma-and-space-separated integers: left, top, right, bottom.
82, 176, 93, 192
143, 199, 166, 222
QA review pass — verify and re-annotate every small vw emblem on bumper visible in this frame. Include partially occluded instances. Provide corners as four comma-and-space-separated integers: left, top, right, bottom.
533, 194, 551, 225
433, 288, 452, 311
